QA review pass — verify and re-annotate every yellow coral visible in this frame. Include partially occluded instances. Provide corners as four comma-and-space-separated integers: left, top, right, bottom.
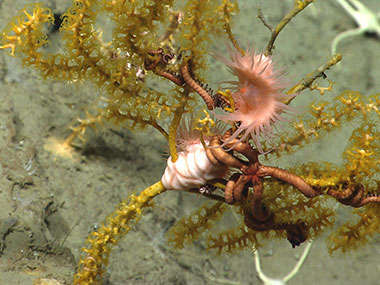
74, 181, 166, 284
1, 0, 380, 283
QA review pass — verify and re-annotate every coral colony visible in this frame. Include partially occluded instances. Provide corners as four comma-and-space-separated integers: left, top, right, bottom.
1, 0, 379, 283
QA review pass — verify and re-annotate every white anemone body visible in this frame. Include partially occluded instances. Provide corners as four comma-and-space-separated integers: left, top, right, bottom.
161, 142, 227, 190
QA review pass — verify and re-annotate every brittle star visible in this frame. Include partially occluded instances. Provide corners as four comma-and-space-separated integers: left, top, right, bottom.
331, 0, 380, 54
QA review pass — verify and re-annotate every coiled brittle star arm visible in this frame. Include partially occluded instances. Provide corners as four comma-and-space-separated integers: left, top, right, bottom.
327, 184, 380, 207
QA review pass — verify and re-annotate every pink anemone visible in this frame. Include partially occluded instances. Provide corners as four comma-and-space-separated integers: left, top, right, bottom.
214, 46, 295, 152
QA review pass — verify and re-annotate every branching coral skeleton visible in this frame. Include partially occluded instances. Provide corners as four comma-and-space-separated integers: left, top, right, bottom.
253, 241, 314, 285
331, 0, 380, 54
1, 1, 380, 284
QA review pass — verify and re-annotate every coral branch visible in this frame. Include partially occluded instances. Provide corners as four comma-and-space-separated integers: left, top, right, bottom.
74, 181, 167, 284
262, 0, 315, 56
286, 53, 343, 100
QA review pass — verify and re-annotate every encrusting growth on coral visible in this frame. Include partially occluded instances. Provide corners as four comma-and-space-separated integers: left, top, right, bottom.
1, 0, 380, 284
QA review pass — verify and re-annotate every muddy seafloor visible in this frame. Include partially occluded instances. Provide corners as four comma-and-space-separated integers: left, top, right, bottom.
0, 0, 379, 284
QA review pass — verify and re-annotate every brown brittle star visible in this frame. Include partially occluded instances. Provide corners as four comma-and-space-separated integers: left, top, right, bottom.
202, 128, 380, 247
205, 131, 317, 247
209, 131, 321, 201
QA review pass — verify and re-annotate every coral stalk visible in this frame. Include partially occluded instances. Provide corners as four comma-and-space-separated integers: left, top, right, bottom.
74, 181, 167, 284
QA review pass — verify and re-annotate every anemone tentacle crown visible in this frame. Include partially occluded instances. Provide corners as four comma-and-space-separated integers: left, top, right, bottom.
215, 46, 294, 152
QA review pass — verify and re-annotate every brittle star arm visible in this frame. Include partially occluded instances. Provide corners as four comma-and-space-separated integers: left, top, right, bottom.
332, 0, 380, 54
257, 165, 320, 198
327, 184, 380, 207
180, 59, 215, 110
